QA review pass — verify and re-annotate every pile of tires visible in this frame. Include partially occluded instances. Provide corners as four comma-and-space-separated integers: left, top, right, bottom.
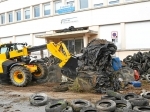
29, 90, 150, 112
96, 90, 150, 112
29, 93, 98, 112
76, 38, 121, 93
123, 51, 150, 81
40, 39, 122, 94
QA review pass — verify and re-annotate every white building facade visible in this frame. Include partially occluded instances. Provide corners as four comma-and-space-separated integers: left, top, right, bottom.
0, 0, 150, 60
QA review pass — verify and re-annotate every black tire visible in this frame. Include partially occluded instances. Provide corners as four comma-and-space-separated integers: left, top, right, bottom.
52, 84, 69, 92
125, 55, 133, 62
61, 106, 73, 112
115, 108, 124, 112
145, 74, 150, 82
36, 75, 49, 84
48, 65, 62, 83
115, 100, 132, 110
101, 95, 116, 100
123, 93, 139, 100
133, 106, 150, 112
70, 99, 92, 112
106, 90, 123, 100
80, 107, 98, 112
32, 63, 48, 80
122, 109, 139, 112
142, 91, 150, 99
0, 72, 11, 85
45, 99, 67, 112
10, 65, 32, 87
129, 98, 149, 107
90, 103, 95, 108
29, 93, 48, 106
96, 99, 116, 111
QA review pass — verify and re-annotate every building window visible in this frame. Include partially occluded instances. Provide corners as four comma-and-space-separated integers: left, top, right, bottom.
93, 0, 104, 7
62, 39, 83, 54
8, 12, 13, 22
24, 8, 30, 19
66, 0, 74, 6
55, 1, 62, 14
108, 0, 119, 4
34, 5, 40, 17
44, 3, 50, 16
1, 14, 5, 24
79, 0, 88, 9
16, 10, 21, 21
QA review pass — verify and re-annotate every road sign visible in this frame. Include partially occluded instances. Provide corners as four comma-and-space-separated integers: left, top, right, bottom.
111, 31, 118, 39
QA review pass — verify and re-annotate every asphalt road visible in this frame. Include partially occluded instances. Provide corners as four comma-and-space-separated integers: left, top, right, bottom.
0, 90, 45, 112
0, 83, 101, 112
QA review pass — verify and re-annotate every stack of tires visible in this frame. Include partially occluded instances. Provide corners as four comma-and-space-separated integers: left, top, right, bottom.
29, 93, 97, 112
123, 51, 150, 81
29, 91, 150, 112
96, 90, 150, 112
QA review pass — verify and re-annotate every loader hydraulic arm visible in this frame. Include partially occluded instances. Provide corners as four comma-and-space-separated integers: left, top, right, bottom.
28, 41, 78, 79
28, 41, 72, 68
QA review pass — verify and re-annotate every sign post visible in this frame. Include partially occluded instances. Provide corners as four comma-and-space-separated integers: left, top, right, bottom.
111, 31, 118, 43
111, 31, 118, 57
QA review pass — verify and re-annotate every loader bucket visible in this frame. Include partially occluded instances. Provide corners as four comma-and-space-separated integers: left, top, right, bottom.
61, 57, 78, 79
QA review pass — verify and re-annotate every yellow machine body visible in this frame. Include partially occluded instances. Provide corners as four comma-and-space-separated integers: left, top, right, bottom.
0, 41, 78, 81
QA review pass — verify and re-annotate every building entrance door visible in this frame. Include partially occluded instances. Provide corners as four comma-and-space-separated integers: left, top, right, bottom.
62, 38, 83, 55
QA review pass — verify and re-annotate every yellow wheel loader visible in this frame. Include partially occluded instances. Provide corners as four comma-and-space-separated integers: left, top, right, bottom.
0, 42, 78, 87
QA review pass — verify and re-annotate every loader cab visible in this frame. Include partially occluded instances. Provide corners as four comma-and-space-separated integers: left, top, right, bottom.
0, 43, 17, 53
0, 43, 19, 63
0, 44, 13, 59
0, 45, 10, 60
0, 43, 28, 63
0, 43, 28, 51
0, 43, 29, 74
1, 46, 8, 53
0, 45, 12, 74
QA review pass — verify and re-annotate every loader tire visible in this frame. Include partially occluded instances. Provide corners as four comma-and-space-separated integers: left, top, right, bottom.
10, 66, 32, 87
32, 63, 48, 80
